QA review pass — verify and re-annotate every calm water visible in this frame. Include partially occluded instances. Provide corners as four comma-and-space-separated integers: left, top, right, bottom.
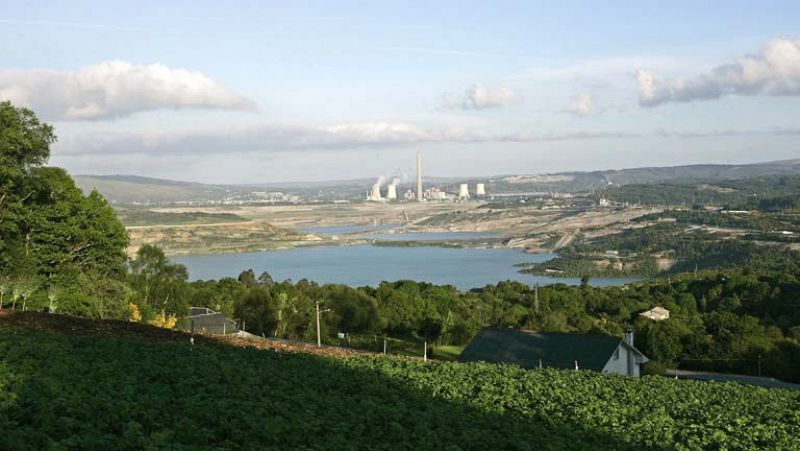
363, 231, 502, 241
299, 224, 398, 234
172, 245, 639, 290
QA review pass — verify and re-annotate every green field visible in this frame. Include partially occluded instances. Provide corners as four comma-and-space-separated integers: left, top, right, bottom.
1, 313, 798, 450
118, 210, 251, 227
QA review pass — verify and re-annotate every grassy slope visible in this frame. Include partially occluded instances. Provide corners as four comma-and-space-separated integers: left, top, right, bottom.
1, 312, 799, 450
117, 210, 251, 227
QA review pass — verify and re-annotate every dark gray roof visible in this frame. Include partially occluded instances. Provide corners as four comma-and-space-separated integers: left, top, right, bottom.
458, 329, 626, 371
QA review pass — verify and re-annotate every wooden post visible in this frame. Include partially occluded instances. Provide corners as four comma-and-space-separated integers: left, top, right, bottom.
424, 340, 428, 362
534, 284, 539, 313
316, 301, 321, 348
190, 319, 195, 346
383, 337, 387, 355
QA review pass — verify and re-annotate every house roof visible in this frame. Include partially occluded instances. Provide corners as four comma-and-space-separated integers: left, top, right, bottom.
458, 328, 630, 371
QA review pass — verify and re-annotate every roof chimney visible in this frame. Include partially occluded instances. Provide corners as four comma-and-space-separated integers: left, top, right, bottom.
624, 329, 634, 347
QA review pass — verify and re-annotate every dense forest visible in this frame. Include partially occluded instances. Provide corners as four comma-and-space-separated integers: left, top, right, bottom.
606, 175, 800, 209
2, 101, 799, 382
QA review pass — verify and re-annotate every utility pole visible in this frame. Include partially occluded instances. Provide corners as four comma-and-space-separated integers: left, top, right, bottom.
316, 301, 321, 347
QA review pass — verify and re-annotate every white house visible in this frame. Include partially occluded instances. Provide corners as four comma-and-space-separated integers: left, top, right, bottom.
639, 306, 670, 321
458, 328, 649, 377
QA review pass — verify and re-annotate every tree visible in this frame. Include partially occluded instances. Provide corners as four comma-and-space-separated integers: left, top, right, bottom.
129, 245, 190, 319
0, 101, 56, 274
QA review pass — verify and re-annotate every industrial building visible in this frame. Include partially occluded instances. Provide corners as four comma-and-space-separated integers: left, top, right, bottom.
364, 151, 488, 203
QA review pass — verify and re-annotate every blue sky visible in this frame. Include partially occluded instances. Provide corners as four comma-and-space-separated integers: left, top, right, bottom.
1, 1, 799, 183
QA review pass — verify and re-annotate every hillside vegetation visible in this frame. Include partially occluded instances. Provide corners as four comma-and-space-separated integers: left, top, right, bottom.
1, 312, 799, 450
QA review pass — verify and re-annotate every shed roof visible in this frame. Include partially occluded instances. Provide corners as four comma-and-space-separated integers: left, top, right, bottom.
458, 328, 626, 371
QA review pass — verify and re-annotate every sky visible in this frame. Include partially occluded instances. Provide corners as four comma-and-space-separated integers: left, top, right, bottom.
1, 0, 799, 184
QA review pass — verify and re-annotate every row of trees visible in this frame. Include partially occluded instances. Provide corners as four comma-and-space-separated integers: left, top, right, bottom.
171, 267, 800, 381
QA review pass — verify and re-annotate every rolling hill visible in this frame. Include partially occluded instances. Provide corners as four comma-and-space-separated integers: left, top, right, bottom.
74, 159, 800, 205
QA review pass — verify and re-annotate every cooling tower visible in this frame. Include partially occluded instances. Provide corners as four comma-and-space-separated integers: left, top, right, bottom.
386, 181, 398, 200
476, 183, 486, 196
371, 183, 382, 201
458, 183, 470, 199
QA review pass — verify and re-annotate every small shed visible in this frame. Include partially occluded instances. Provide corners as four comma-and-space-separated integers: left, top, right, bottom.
458, 328, 649, 376
639, 306, 670, 321
185, 307, 238, 335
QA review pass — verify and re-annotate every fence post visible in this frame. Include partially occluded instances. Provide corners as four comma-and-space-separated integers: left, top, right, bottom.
574, 360, 579, 371
383, 337, 387, 355
424, 340, 428, 362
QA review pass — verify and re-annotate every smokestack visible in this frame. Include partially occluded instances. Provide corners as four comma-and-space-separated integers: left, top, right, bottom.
416, 152, 423, 201
476, 183, 486, 196
458, 183, 469, 199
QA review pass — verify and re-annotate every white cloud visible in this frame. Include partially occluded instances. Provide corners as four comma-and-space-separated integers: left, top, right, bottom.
54, 121, 639, 156
441, 84, 522, 110
567, 93, 593, 116
636, 37, 800, 106
0, 60, 256, 120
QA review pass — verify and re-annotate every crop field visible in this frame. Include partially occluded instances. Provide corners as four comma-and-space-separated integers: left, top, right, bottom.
1, 313, 799, 450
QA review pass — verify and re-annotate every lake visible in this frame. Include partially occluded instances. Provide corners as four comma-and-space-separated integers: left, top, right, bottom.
172, 245, 639, 290
299, 224, 398, 234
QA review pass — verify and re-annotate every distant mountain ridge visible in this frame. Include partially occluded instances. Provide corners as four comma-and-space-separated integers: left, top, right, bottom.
75, 159, 800, 205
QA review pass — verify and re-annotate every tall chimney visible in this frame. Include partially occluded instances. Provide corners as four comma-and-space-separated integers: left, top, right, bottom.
624, 329, 634, 347
416, 152, 423, 201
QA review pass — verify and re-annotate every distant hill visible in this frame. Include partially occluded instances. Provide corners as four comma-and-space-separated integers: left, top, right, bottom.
75, 159, 800, 205
73, 175, 235, 205
494, 159, 800, 193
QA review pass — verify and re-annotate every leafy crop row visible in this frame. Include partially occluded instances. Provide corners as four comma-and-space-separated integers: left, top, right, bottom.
1, 321, 798, 450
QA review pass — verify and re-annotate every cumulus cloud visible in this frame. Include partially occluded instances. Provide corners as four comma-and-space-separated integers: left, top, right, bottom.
636, 37, 800, 106
55, 121, 637, 156
567, 93, 593, 116
441, 84, 522, 110
0, 60, 256, 120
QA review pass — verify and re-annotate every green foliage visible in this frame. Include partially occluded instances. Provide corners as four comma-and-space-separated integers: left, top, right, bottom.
0, 102, 128, 317
522, 221, 800, 278
0, 320, 798, 450
128, 245, 189, 321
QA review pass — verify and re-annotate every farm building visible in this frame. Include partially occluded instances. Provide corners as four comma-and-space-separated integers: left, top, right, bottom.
185, 307, 238, 335
458, 329, 649, 377
639, 306, 670, 321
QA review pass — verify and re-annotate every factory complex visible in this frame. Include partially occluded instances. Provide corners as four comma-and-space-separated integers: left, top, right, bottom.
367, 152, 487, 202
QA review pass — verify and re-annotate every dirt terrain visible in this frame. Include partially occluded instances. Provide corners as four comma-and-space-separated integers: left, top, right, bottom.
123, 202, 662, 256
1, 311, 382, 359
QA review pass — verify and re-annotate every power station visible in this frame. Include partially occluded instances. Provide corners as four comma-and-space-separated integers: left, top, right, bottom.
366, 152, 488, 202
